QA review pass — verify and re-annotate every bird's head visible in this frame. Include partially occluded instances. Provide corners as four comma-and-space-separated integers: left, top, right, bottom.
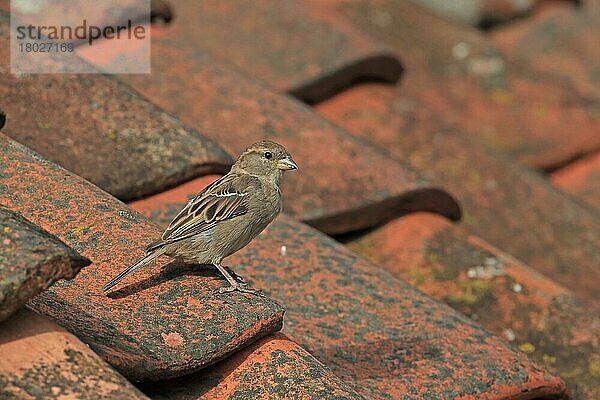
232, 140, 298, 180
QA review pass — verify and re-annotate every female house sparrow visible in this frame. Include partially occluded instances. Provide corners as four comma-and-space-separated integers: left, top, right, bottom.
104, 140, 298, 294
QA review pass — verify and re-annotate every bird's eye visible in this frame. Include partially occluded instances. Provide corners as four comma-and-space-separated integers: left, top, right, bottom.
264, 151, 273, 159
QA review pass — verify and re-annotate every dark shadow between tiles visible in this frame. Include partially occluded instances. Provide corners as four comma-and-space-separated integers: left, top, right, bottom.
290, 54, 404, 104
309, 187, 462, 234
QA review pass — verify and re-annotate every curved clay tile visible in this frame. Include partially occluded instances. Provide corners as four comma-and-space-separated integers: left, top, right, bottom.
0, 14, 232, 201
76, 23, 460, 234
0, 206, 89, 322
131, 174, 569, 400
0, 135, 284, 381
0, 310, 149, 400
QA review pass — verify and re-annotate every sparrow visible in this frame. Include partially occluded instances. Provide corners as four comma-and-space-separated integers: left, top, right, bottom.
103, 140, 298, 295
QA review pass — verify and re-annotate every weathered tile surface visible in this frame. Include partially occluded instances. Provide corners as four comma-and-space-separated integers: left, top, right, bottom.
314, 0, 600, 169
346, 212, 599, 400
131, 176, 569, 400
491, 0, 600, 100
0, 206, 89, 322
552, 152, 600, 213
0, 14, 232, 201
77, 26, 460, 235
0, 309, 149, 400
142, 333, 364, 400
0, 134, 284, 381
140, 0, 401, 103
315, 82, 600, 307
81, 0, 596, 167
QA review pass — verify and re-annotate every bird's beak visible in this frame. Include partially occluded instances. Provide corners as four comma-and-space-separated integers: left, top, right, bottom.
277, 157, 298, 170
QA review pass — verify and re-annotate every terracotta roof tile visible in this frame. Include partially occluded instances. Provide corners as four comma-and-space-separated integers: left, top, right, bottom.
314, 82, 600, 307
552, 152, 600, 213
0, 206, 90, 322
142, 333, 364, 400
345, 212, 600, 400
131, 178, 569, 400
139, 0, 402, 103
490, 0, 600, 100
0, 309, 148, 400
0, 134, 284, 381
77, 26, 460, 234
0, 14, 232, 201
313, 0, 600, 169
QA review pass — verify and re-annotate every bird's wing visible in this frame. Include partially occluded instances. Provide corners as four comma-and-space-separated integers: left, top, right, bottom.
157, 173, 254, 246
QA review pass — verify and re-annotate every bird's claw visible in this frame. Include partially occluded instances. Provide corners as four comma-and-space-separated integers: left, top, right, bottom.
218, 282, 262, 296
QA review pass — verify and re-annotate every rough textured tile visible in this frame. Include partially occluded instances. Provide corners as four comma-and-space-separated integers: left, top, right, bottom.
140, 0, 402, 103
315, 82, 600, 307
0, 14, 232, 201
0, 206, 89, 322
77, 26, 460, 235
313, 0, 600, 169
131, 178, 569, 400
552, 152, 600, 213
0, 134, 284, 381
346, 212, 599, 400
0, 309, 148, 400
141, 333, 364, 400
491, 0, 600, 100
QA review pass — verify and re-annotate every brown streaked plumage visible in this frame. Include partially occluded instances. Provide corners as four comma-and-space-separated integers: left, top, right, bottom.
103, 140, 298, 294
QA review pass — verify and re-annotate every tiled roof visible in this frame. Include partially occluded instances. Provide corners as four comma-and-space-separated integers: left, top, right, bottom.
0, 206, 89, 322
1, 0, 598, 399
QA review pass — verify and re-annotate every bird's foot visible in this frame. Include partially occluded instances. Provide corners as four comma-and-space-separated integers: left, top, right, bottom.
218, 282, 262, 296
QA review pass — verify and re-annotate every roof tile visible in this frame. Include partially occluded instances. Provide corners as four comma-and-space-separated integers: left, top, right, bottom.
0, 134, 284, 381
346, 212, 599, 400
131, 177, 569, 400
410, 0, 546, 27
0, 309, 148, 400
0, 206, 90, 322
314, 82, 600, 306
314, 0, 600, 169
0, 14, 232, 201
77, 25, 460, 234
552, 152, 600, 213
140, 0, 402, 103
491, 0, 600, 100
142, 333, 364, 400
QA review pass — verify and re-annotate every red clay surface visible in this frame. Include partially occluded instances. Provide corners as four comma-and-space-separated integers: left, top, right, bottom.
142, 333, 364, 400
552, 152, 600, 213
77, 25, 460, 235
0, 134, 284, 381
346, 212, 599, 400
314, 82, 600, 308
130, 176, 569, 400
0, 309, 148, 400
314, 0, 600, 169
491, 0, 600, 100
0, 207, 89, 322
0, 15, 232, 201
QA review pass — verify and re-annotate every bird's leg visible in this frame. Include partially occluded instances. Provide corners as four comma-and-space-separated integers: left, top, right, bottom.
214, 262, 261, 295
224, 265, 246, 283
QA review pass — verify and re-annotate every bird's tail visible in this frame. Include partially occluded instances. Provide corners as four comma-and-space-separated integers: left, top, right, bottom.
103, 248, 165, 293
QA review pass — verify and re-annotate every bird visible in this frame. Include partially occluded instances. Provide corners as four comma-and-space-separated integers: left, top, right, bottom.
103, 140, 298, 295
